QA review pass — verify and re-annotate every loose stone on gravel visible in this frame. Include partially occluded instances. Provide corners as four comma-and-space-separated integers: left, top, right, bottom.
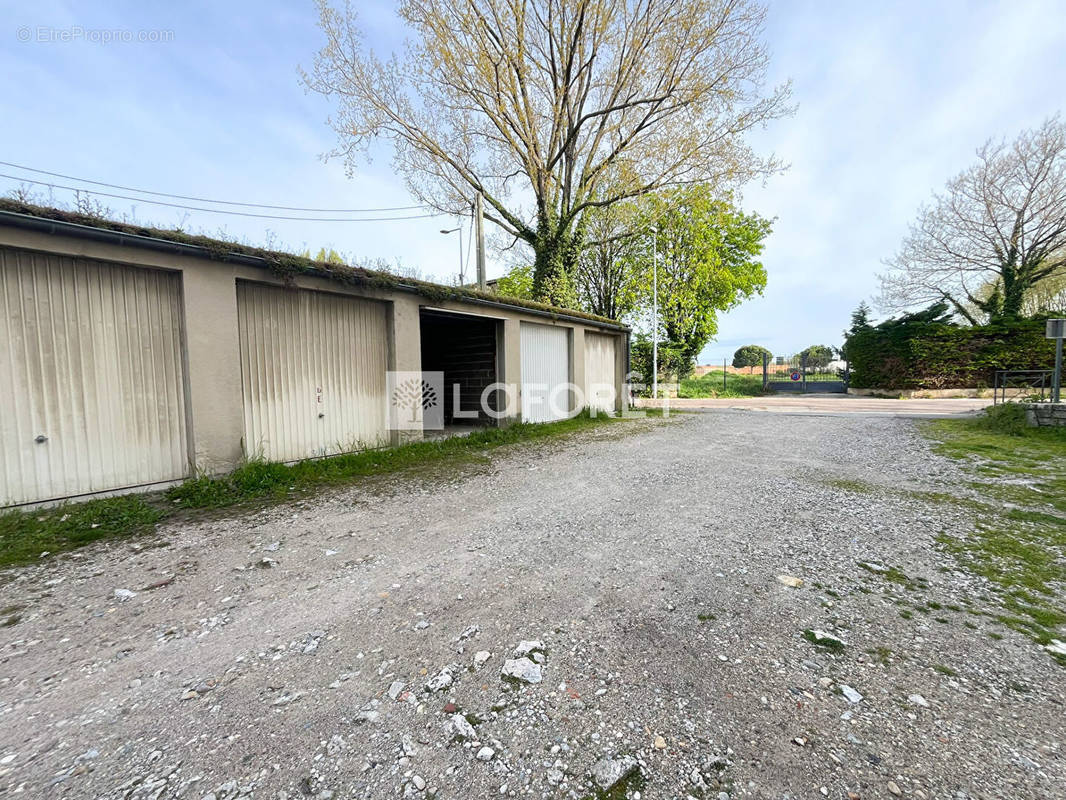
590, 755, 640, 791
447, 714, 476, 740
512, 640, 544, 658
457, 624, 480, 641
840, 684, 863, 703
1045, 639, 1066, 656
500, 658, 542, 684
424, 667, 454, 692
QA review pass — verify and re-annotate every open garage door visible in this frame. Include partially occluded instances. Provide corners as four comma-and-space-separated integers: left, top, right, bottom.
584, 332, 618, 414
520, 322, 571, 423
237, 282, 388, 462
0, 249, 190, 507
420, 309, 499, 428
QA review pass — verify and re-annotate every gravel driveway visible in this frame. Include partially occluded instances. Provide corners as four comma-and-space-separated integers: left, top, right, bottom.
1, 411, 1062, 800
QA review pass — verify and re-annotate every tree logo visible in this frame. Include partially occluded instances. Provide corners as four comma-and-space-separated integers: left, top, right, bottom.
387, 371, 445, 430
392, 378, 438, 422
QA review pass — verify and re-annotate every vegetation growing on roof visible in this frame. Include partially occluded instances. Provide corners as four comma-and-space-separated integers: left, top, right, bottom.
0, 199, 625, 328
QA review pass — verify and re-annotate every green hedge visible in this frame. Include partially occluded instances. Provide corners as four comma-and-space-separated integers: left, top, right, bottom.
848, 319, 1056, 389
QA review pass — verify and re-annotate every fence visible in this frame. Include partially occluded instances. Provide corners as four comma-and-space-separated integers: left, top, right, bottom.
763, 353, 848, 393
992, 370, 1055, 405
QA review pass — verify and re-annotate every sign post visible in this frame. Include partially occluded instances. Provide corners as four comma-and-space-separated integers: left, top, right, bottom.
1048, 319, 1065, 403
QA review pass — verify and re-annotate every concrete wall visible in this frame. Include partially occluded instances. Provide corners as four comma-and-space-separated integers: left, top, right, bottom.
0, 223, 629, 501
1026, 402, 1066, 427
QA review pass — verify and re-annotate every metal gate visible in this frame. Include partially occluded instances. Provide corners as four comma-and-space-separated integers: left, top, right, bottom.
0, 249, 190, 506
520, 322, 571, 423
764, 352, 848, 393
584, 332, 618, 414
237, 282, 389, 462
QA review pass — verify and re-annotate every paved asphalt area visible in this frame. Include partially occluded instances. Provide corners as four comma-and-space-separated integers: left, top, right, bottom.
638, 394, 992, 417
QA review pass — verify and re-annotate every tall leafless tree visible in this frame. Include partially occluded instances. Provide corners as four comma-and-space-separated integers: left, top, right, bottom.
303, 0, 790, 305
880, 116, 1066, 323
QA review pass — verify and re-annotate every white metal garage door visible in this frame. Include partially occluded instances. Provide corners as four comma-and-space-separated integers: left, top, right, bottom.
520, 322, 570, 423
237, 282, 388, 462
0, 248, 190, 507
584, 332, 618, 414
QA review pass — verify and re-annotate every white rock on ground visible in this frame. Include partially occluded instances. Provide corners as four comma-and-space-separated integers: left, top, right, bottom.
424, 668, 454, 692
457, 624, 480, 641
501, 658, 542, 684
1046, 639, 1066, 656
840, 685, 863, 704
590, 756, 639, 790
809, 629, 845, 647
448, 714, 476, 740
512, 640, 544, 658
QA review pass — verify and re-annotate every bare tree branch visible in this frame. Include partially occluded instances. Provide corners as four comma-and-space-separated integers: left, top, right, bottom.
303, 0, 791, 304
880, 116, 1066, 320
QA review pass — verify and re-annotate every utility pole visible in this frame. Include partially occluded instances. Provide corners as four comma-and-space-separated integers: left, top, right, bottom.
475, 192, 486, 291
652, 227, 658, 399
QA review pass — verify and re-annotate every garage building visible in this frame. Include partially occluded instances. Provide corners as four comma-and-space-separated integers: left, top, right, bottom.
0, 202, 628, 508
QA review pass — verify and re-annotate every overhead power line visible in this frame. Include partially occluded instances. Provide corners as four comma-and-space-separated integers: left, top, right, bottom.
0, 174, 446, 223
0, 160, 429, 213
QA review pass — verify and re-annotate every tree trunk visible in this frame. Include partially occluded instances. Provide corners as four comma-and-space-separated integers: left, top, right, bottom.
1000, 260, 1026, 318
531, 211, 583, 308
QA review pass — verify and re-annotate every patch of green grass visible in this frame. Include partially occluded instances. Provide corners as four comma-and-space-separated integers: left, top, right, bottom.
802, 629, 845, 653
0, 496, 165, 569
899, 609, 914, 620
824, 477, 877, 494
696, 612, 717, 622
1, 411, 638, 569
927, 409, 1066, 514
857, 561, 929, 592
678, 370, 766, 399
922, 407, 1066, 664
932, 663, 958, 677
868, 645, 893, 665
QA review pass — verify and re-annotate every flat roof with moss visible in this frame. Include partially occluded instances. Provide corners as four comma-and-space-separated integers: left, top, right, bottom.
0, 199, 626, 331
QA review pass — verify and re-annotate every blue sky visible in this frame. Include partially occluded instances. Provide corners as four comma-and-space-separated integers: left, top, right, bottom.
2, 1, 1065, 363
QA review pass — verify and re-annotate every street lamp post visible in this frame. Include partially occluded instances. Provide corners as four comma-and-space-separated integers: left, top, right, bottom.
440, 226, 464, 284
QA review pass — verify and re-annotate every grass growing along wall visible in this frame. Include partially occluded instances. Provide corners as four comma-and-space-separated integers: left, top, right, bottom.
0, 410, 649, 570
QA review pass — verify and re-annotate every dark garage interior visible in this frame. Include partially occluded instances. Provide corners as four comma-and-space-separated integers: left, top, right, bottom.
419, 309, 499, 427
